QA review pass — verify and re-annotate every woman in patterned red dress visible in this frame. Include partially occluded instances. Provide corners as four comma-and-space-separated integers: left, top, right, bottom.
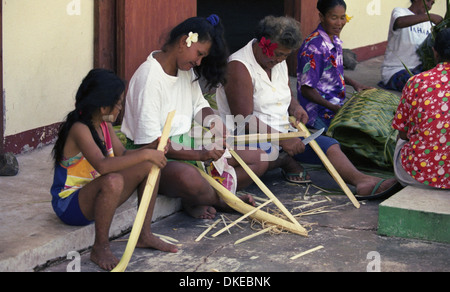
392, 28, 450, 189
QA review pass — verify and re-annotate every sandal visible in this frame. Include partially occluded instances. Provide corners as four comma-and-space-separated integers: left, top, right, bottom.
355, 179, 403, 201
281, 169, 312, 185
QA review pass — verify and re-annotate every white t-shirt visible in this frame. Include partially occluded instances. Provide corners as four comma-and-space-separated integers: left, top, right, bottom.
216, 39, 294, 133
121, 51, 210, 145
381, 7, 432, 84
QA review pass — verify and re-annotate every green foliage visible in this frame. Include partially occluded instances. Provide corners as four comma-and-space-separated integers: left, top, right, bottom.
417, 0, 450, 70
327, 89, 400, 169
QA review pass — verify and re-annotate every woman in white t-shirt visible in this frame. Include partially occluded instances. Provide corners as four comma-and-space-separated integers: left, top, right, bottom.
121, 15, 269, 219
379, 0, 443, 92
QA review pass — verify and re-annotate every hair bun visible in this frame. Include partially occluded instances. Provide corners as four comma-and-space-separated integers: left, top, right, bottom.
207, 14, 220, 27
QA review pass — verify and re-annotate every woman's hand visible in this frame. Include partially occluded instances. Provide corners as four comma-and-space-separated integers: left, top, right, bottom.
345, 76, 373, 93
353, 83, 373, 92
329, 103, 342, 113
146, 149, 168, 169
164, 139, 171, 154
199, 145, 226, 162
279, 138, 305, 157
209, 117, 229, 148
290, 105, 309, 126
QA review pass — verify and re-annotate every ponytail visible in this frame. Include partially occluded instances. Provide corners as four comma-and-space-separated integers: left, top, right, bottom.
52, 69, 125, 166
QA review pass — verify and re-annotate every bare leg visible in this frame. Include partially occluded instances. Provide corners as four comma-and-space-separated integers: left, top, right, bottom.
268, 143, 396, 196
78, 173, 125, 271
78, 161, 175, 270
159, 159, 260, 219
159, 161, 219, 219
268, 151, 311, 182
326, 145, 397, 196
135, 172, 178, 253
228, 148, 269, 190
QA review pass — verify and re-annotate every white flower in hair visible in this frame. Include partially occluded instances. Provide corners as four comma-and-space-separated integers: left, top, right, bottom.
186, 32, 199, 48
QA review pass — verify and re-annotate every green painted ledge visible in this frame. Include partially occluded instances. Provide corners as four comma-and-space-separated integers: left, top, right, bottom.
378, 186, 450, 243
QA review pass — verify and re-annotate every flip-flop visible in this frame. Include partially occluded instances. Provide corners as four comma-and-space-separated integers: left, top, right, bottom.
281, 169, 312, 185
355, 179, 403, 201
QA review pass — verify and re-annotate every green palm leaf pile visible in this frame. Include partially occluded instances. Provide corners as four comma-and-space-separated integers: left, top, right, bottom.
327, 89, 400, 169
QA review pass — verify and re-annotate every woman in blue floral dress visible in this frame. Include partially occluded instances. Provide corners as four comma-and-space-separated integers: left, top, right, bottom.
297, 0, 371, 131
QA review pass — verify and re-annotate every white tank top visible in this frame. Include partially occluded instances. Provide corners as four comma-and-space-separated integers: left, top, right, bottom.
216, 39, 294, 133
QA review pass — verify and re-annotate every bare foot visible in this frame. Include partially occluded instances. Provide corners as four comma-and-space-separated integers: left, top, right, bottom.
183, 204, 217, 219
90, 243, 119, 271
183, 195, 255, 219
279, 153, 311, 183
216, 193, 256, 210
238, 194, 256, 207
137, 233, 178, 253
356, 177, 398, 197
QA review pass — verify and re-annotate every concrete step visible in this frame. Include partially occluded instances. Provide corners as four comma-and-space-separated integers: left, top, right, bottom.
0, 195, 181, 272
378, 186, 450, 243
0, 146, 182, 272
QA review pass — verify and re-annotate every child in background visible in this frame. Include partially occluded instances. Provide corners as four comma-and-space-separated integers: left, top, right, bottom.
379, 0, 443, 92
297, 0, 372, 131
51, 69, 177, 271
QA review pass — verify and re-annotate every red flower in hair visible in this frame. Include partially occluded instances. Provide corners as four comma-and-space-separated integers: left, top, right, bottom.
258, 37, 278, 58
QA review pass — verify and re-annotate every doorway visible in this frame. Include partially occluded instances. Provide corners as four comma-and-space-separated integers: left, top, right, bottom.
197, 0, 318, 76
197, 0, 285, 55
95, 0, 197, 123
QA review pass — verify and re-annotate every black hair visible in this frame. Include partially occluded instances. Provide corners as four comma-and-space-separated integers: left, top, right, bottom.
162, 14, 229, 89
52, 69, 125, 165
434, 28, 450, 62
317, 0, 347, 15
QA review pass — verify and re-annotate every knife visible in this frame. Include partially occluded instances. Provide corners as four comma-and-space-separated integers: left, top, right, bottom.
302, 127, 325, 146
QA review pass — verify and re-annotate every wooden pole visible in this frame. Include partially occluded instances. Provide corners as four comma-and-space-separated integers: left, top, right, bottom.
234, 226, 277, 245
197, 168, 308, 236
231, 132, 307, 145
289, 117, 360, 208
290, 245, 324, 260
195, 219, 221, 242
112, 110, 176, 272
229, 149, 306, 228
212, 199, 274, 237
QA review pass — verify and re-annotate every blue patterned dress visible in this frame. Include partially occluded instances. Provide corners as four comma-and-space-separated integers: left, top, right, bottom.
297, 24, 346, 129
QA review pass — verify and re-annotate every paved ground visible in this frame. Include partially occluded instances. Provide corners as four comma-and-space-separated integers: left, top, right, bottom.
1, 56, 449, 274
41, 168, 450, 273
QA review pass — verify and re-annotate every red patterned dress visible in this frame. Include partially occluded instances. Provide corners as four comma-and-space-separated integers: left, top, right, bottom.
392, 62, 450, 189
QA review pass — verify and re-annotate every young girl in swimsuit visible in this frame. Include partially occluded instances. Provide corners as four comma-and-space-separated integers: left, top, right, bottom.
51, 69, 177, 271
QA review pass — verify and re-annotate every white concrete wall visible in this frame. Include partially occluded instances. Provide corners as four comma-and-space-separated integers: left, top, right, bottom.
341, 0, 446, 49
1, 0, 447, 138
2, 0, 94, 136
